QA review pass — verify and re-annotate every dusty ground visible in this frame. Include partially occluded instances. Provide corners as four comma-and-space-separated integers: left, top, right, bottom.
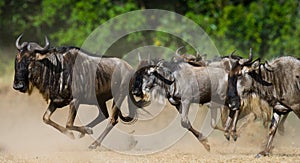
1, 77, 300, 162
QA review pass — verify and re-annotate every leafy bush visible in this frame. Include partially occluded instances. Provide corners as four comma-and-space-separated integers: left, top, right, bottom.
0, 0, 299, 60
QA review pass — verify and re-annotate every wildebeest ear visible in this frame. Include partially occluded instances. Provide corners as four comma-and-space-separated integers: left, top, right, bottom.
223, 60, 231, 72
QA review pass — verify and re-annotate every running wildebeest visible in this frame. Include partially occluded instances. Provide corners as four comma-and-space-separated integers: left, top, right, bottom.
13, 35, 142, 149
208, 55, 288, 136
173, 49, 279, 133
225, 49, 300, 157
130, 56, 232, 151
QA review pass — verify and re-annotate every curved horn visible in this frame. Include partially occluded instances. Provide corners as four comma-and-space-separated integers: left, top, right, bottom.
138, 52, 142, 62
247, 48, 253, 62
196, 51, 200, 57
229, 50, 237, 59
196, 51, 203, 61
175, 46, 184, 56
147, 53, 151, 65
240, 48, 253, 65
28, 36, 50, 53
40, 36, 50, 51
15, 34, 23, 50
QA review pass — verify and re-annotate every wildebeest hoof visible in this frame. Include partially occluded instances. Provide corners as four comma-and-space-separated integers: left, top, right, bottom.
84, 126, 93, 135
226, 136, 230, 141
231, 133, 238, 141
88, 142, 99, 150
224, 132, 230, 141
255, 151, 269, 158
200, 138, 210, 152
255, 153, 262, 158
78, 127, 93, 138
233, 135, 238, 141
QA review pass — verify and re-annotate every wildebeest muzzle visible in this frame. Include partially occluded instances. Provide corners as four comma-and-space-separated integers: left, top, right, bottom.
13, 58, 29, 93
226, 75, 241, 111
226, 96, 241, 111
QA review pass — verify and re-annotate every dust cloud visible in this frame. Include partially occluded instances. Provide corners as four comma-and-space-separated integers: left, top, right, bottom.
1, 82, 300, 162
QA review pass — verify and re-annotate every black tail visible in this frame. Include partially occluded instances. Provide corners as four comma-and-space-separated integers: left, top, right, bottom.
118, 96, 138, 125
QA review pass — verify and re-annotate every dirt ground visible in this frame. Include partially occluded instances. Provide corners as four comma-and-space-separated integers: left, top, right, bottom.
1, 78, 300, 162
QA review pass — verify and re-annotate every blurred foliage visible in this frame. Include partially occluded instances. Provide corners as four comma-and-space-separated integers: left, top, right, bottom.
185, 0, 300, 58
0, 0, 299, 61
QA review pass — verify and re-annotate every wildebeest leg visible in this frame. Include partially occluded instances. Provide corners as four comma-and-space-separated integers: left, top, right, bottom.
86, 102, 109, 128
66, 99, 93, 138
88, 101, 119, 149
256, 112, 281, 158
230, 110, 240, 141
224, 110, 235, 141
178, 100, 210, 151
43, 101, 75, 139
278, 113, 288, 136
210, 103, 224, 131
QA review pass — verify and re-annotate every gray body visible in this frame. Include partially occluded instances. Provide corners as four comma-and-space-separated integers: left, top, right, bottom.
169, 63, 228, 104
133, 60, 229, 151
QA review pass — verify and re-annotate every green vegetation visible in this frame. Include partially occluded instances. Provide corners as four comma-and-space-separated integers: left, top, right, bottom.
0, 0, 299, 67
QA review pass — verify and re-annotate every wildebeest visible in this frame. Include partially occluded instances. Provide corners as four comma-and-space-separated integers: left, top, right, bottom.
13, 35, 139, 149
130, 56, 232, 151
192, 53, 287, 139
225, 49, 300, 157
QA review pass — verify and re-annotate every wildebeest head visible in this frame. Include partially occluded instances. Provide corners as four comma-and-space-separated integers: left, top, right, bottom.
131, 54, 155, 97
131, 59, 174, 107
224, 48, 268, 111
224, 49, 254, 110
142, 61, 174, 92
13, 34, 50, 93
131, 66, 153, 98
